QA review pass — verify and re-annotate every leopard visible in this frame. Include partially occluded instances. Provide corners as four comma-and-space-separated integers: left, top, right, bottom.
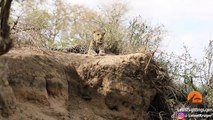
87, 30, 106, 56
48, 30, 105, 55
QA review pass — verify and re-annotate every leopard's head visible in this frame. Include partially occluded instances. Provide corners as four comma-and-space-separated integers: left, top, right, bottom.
92, 30, 105, 45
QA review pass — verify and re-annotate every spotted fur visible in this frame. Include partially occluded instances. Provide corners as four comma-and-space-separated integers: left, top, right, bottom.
48, 45, 88, 54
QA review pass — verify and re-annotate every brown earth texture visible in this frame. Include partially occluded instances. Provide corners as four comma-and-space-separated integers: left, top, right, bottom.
0, 46, 180, 120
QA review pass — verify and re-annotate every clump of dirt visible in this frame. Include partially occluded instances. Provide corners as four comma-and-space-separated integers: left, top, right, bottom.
0, 46, 178, 120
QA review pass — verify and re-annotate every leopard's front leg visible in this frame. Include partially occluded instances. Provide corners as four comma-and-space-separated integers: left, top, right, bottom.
98, 44, 105, 56
88, 41, 98, 55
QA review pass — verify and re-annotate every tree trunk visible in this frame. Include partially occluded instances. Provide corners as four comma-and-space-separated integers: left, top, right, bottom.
0, 0, 13, 55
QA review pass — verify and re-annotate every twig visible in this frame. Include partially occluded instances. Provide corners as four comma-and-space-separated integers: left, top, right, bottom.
144, 45, 159, 75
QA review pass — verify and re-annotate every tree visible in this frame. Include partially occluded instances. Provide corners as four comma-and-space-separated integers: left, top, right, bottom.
10, 0, 166, 55
10, 0, 101, 47
127, 16, 165, 52
204, 40, 213, 85
156, 45, 200, 92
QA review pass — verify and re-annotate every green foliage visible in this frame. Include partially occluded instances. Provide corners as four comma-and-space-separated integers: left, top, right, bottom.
203, 40, 213, 84
156, 45, 200, 93
25, 10, 50, 29
10, 0, 165, 54
157, 42, 213, 107
126, 16, 165, 53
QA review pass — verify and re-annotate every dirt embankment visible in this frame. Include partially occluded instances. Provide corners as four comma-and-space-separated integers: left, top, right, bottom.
0, 46, 176, 120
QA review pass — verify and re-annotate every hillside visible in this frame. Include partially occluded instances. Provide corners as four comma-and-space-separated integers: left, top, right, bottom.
0, 46, 177, 120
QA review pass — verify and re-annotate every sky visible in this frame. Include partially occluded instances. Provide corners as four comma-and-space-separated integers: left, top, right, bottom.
70, 0, 213, 59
